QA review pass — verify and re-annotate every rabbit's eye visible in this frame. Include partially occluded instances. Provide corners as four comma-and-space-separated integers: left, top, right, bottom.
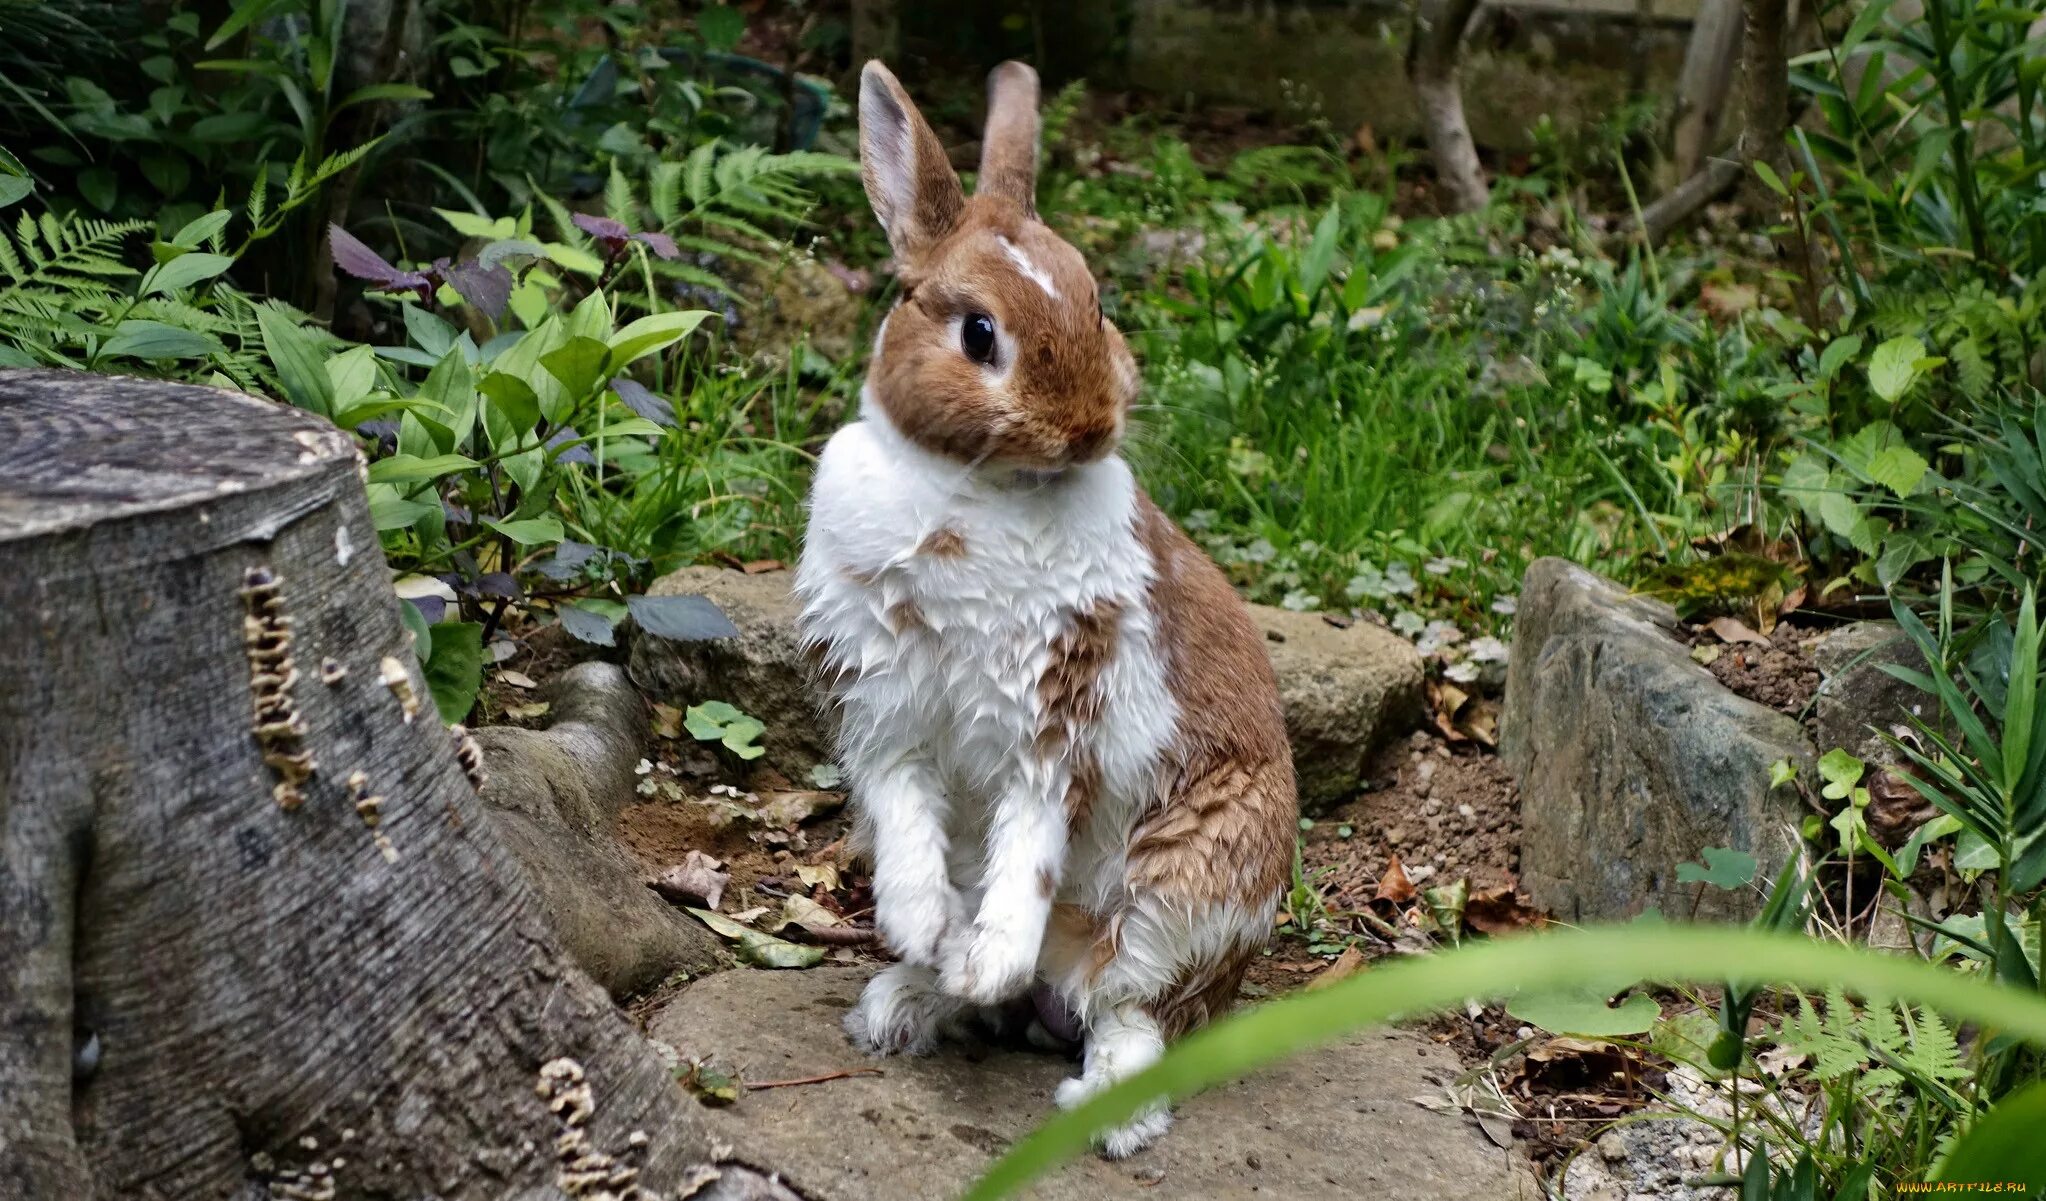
961, 312, 997, 365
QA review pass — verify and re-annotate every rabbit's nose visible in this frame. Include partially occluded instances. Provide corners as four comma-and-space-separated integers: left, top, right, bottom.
1065, 421, 1117, 462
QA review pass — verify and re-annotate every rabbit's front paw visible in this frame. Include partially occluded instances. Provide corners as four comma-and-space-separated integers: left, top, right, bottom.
875, 886, 963, 967
938, 923, 1037, 1005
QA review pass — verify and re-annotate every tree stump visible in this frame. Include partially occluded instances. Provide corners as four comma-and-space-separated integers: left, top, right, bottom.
0, 370, 779, 1200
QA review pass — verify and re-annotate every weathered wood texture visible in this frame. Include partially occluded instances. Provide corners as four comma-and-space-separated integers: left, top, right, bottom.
0, 370, 774, 1200
1406, 0, 1490, 214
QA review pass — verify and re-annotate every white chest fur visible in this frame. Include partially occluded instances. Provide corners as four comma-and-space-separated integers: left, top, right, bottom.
794, 407, 1179, 902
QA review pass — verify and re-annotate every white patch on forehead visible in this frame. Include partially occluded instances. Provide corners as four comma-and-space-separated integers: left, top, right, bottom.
997, 235, 1060, 301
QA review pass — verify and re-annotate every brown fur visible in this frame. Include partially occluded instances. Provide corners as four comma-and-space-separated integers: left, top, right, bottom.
1036, 598, 1122, 831
1147, 942, 1262, 1040
915, 527, 969, 558
858, 61, 1137, 470
1127, 496, 1296, 911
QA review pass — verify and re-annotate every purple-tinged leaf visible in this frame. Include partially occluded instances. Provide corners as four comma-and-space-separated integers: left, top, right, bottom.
330, 224, 428, 290
411, 594, 448, 625
474, 238, 547, 268
571, 212, 629, 243
627, 593, 740, 642
532, 539, 599, 582
357, 418, 399, 453
475, 572, 521, 600
633, 230, 680, 260
545, 427, 596, 465
558, 603, 617, 646
445, 259, 513, 320
442, 499, 473, 525
610, 377, 676, 427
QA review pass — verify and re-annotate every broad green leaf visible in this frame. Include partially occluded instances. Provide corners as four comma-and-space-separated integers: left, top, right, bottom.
965, 926, 2046, 1201
366, 452, 479, 484
484, 515, 563, 546
334, 82, 433, 113
540, 336, 611, 401
421, 620, 482, 724
140, 251, 234, 297
479, 372, 542, 446
1507, 989, 1662, 1036
365, 483, 438, 531
417, 348, 478, 450
1936, 1079, 2046, 1190
1817, 748, 1865, 800
606, 310, 712, 369
324, 344, 380, 408
398, 597, 432, 662
1818, 490, 1864, 538
435, 207, 515, 240
99, 319, 222, 360
1817, 335, 1863, 381
171, 209, 233, 249
257, 303, 334, 417
1864, 444, 1929, 497
404, 304, 458, 359
1868, 335, 1927, 404
1752, 160, 1789, 197
1676, 847, 1758, 890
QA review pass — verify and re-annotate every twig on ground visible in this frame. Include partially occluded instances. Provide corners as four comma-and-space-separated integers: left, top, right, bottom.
745, 1067, 884, 1091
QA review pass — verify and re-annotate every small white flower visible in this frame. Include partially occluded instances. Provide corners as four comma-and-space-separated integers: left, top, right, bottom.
1424, 556, 1467, 576
1443, 660, 1481, 684
1491, 595, 1519, 615
1385, 562, 1418, 596
634, 758, 654, 776
1345, 563, 1388, 600
1468, 635, 1510, 663
1392, 610, 1427, 637
1280, 590, 1320, 612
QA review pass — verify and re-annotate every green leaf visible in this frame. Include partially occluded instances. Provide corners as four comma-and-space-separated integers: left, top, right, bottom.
1936, 1079, 2046, 1191
1863, 444, 1929, 498
435, 208, 515, 240
479, 372, 542, 446
141, 251, 234, 296
684, 908, 824, 969
1868, 336, 1927, 404
421, 620, 482, 724
1752, 160, 1789, 197
334, 82, 433, 113
171, 209, 233, 249
417, 348, 478, 450
367, 453, 479, 484
99, 319, 223, 360
964, 926, 2046, 1201
1817, 335, 1863, 382
1818, 490, 1864, 538
257, 303, 333, 417
539, 335, 611, 402
485, 515, 563, 546
365, 483, 438, 531
1769, 759, 1799, 789
684, 700, 768, 759
1507, 989, 1662, 1036
606, 310, 712, 370
1817, 748, 1865, 800
1677, 847, 1758, 890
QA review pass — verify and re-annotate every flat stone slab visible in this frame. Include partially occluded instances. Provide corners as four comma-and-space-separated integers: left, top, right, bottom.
629, 567, 1423, 813
647, 966, 1529, 1201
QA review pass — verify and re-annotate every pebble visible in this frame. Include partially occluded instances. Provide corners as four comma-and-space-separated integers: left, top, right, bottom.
1245, 1152, 1262, 1170
1457, 803, 1476, 819
1597, 1132, 1628, 1161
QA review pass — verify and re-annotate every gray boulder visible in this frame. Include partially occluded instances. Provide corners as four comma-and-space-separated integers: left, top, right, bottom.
473, 662, 723, 996
647, 966, 1531, 1201
1501, 559, 1810, 921
628, 567, 1424, 812
1810, 621, 1933, 764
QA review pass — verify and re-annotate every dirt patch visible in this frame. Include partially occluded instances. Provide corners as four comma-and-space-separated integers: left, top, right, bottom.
1684, 617, 1823, 718
1305, 731, 1521, 907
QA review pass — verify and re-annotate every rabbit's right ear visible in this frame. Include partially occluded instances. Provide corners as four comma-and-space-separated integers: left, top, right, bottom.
859, 61, 964, 264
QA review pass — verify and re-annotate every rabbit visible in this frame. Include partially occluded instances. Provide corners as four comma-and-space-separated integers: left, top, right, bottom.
793, 59, 1296, 1159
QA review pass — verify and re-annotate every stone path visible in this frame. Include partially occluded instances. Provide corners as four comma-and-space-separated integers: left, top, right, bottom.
647, 966, 1534, 1201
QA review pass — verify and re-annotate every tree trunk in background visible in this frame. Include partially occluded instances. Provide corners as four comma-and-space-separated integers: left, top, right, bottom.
0, 370, 788, 1201
1407, 0, 1490, 214
1673, 0, 1743, 180
1739, 0, 1825, 327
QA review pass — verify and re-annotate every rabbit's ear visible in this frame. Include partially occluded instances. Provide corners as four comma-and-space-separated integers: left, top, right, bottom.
859, 61, 964, 263
977, 61, 1040, 214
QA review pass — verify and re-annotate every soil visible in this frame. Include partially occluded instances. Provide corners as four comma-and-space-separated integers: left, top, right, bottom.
1304, 731, 1522, 907
1684, 616, 1823, 719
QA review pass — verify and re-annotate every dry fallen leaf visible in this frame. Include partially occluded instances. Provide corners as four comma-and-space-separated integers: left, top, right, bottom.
756, 789, 846, 828
1464, 885, 1544, 935
792, 862, 841, 892
650, 850, 730, 910
505, 701, 551, 720
1307, 945, 1367, 991
741, 558, 784, 574
1705, 616, 1771, 646
651, 703, 684, 740
500, 669, 538, 689
1376, 854, 1417, 904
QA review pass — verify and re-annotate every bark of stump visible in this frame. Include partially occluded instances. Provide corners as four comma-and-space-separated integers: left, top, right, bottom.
0, 370, 780, 1200
1406, 0, 1489, 215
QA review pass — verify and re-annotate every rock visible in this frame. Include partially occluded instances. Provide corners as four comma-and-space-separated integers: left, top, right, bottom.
629, 567, 830, 781
1501, 559, 1810, 921
1253, 606, 1427, 812
728, 253, 865, 366
1809, 621, 1933, 764
647, 967, 1530, 1201
629, 568, 1424, 813
474, 662, 722, 997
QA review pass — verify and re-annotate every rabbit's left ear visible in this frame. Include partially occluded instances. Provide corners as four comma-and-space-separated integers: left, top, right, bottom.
977, 61, 1040, 214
